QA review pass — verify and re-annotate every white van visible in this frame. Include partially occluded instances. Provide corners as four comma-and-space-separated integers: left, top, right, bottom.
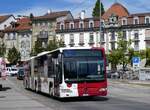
6, 67, 18, 76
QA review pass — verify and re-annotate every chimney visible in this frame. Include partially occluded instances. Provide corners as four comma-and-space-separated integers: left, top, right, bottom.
47, 9, 52, 14
80, 10, 85, 20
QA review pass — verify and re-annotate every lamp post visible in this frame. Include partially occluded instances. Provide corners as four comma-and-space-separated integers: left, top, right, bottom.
99, 0, 102, 47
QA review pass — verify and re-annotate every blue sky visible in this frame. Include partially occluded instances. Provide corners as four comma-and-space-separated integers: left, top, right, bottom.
0, 0, 150, 17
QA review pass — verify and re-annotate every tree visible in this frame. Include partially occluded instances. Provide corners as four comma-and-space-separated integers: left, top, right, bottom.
108, 50, 121, 70
108, 31, 132, 71
0, 43, 6, 57
146, 48, 150, 67
47, 39, 58, 51
47, 37, 65, 51
92, 0, 105, 17
31, 40, 45, 56
7, 46, 21, 64
116, 31, 132, 71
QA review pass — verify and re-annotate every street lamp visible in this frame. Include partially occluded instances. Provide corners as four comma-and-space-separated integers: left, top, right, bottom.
99, 0, 102, 47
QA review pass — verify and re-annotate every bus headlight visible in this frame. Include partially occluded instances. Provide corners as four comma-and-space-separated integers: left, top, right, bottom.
61, 89, 72, 93
99, 88, 107, 92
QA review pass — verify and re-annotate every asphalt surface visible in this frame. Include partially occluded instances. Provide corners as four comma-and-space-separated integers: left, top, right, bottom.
0, 77, 150, 110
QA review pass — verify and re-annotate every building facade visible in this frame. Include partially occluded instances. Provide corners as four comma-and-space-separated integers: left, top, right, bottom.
56, 3, 150, 53
0, 15, 16, 45
4, 17, 32, 61
31, 11, 73, 49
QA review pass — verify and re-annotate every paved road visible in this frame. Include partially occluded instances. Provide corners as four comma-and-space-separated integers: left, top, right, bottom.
0, 77, 150, 110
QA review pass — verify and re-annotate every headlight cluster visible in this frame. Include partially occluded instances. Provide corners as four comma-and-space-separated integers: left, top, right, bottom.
99, 88, 107, 92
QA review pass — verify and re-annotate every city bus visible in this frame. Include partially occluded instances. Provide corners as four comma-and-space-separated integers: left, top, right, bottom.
23, 47, 107, 98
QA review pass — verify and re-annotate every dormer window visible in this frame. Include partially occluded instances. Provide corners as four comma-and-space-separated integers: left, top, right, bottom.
134, 17, 139, 24
122, 18, 127, 25
60, 23, 64, 30
79, 21, 84, 29
89, 20, 94, 28
70, 22, 74, 29
145, 16, 150, 24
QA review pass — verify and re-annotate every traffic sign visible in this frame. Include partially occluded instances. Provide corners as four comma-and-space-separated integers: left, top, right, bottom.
132, 57, 140, 64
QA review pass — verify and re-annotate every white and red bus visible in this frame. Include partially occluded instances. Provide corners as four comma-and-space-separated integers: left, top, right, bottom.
24, 47, 107, 98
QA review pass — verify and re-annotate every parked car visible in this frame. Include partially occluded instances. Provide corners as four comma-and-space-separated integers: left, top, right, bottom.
17, 68, 24, 80
6, 67, 18, 76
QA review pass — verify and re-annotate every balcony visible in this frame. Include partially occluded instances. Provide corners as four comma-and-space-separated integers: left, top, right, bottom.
78, 42, 84, 46
69, 42, 75, 47
88, 40, 94, 45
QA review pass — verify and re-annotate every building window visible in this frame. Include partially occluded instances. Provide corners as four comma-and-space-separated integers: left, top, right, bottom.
122, 18, 127, 25
123, 31, 127, 40
111, 31, 115, 41
39, 31, 48, 38
89, 33, 94, 44
134, 30, 139, 40
111, 43, 115, 50
60, 24, 64, 30
69, 34, 74, 46
70, 23, 74, 29
79, 33, 84, 46
134, 41, 139, 51
79, 22, 84, 29
145, 17, 150, 24
134, 17, 139, 24
145, 29, 150, 38
89, 21, 94, 28
100, 33, 105, 42
60, 34, 65, 46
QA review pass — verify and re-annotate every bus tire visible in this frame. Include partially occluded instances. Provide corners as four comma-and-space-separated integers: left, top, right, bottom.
35, 81, 38, 92
49, 82, 53, 96
25, 80, 28, 89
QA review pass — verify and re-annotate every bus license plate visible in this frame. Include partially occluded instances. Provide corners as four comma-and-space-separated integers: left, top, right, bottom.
83, 94, 89, 96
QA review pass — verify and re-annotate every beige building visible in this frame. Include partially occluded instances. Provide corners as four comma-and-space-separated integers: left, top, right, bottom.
31, 11, 73, 49
4, 17, 32, 61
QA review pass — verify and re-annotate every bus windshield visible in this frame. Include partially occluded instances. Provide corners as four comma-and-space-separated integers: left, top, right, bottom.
63, 50, 105, 82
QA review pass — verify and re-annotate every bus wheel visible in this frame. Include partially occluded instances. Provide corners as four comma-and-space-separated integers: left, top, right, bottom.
49, 82, 53, 96
25, 80, 28, 89
35, 81, 38, 92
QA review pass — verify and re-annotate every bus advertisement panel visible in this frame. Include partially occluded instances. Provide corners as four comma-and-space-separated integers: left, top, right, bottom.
24, 47, 107, 98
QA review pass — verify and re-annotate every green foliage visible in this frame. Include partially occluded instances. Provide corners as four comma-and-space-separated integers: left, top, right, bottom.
107, 50, 121, 70
92, 0, 105, 17
47, 39, 58, 51
47, 38, 65, 51
31, 40, 46, 56
146, 48, 150, 66
32, 37, 66, 56
7, 46, 21, 64
108, 31, 132, 70
0, 43, 6, 57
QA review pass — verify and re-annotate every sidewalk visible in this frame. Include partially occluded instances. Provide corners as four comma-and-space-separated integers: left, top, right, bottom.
0, 78, 52, 110
108, 79, 150, 87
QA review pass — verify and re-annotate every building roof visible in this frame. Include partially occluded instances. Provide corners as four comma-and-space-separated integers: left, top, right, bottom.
0, 15, 14, 24
129, 12, 150, 17
4, 17, 31, 32
102, 3, 129, 20
32, 11, 71, 21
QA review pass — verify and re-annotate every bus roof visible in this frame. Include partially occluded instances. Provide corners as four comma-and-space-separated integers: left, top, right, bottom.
30, 47, 105, 60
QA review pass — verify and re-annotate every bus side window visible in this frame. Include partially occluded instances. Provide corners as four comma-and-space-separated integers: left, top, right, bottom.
48, 55, 54, 78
